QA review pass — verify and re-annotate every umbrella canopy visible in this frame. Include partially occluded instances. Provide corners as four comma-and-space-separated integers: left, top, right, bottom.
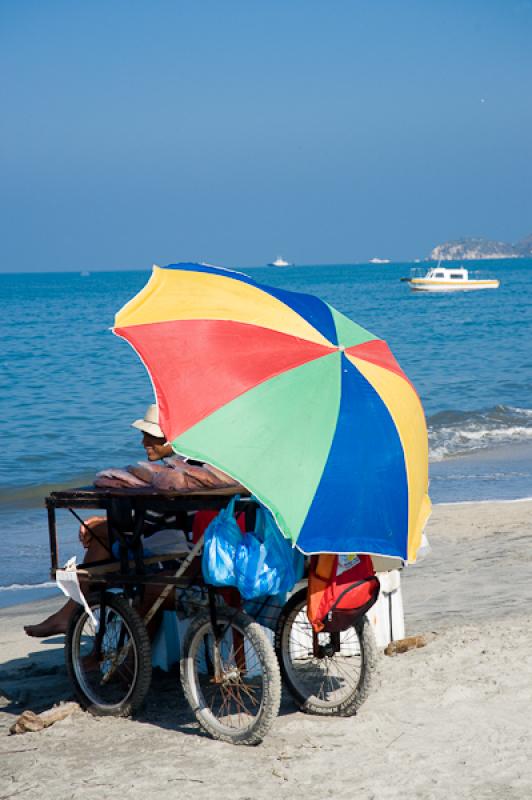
114, 263, 431, 561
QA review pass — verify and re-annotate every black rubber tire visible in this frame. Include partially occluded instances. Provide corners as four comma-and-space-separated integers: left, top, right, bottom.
180, 609, 281, 745
65, 592, 152, 717
275, 587, 378, 716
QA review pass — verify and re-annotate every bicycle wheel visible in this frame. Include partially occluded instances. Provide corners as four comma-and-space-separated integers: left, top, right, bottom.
65, 592, 152, 716
180, 609, 281, 745
275, 587, 378, 716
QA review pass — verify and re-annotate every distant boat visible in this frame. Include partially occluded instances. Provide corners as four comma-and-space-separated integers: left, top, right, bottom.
80, 271, 90, 277
268, 257, 292, 267
402, 264, 500, 292
369, 258, 390, 264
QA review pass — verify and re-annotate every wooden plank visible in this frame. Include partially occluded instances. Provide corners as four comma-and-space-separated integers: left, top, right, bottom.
49, 485, 248, 499
76, 551, 192, 575
46, 485, 251, 511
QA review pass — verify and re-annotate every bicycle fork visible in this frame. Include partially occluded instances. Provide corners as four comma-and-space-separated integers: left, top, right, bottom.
207, 587, 245, 683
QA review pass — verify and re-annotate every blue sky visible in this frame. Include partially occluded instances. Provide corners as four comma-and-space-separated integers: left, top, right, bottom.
2, 0, 532, 271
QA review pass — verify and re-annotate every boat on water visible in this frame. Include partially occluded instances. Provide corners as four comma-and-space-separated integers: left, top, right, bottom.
268, 257, 292, 267
369, 257, 390, 264
403, 264, 500, 292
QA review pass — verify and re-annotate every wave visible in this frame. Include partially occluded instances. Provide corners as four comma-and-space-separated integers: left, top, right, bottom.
0, 581, 56, 593
1, 408, 531, 498
435, 496, 532, 507
428, 405, 532, 460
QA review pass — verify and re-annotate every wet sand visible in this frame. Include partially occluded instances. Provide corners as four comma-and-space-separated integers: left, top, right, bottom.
1, 500, 531, 799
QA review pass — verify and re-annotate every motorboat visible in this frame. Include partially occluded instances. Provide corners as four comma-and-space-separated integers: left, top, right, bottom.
403, 264, 500, 292
268, 257, 292, 267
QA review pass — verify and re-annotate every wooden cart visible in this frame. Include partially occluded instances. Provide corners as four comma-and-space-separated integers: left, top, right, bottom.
46, 487, 377, 744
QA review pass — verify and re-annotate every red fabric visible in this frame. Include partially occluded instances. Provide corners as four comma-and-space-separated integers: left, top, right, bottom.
192, 509, 247, 608
192, 509, 246, 544
346, 339, 416, 392
307, 553, 336, 630
115, 320, 334, 440
320, 554, 375, 615
308, 554, 376, 632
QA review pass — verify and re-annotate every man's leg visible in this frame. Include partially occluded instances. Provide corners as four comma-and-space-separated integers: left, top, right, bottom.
24, 521, 111, 638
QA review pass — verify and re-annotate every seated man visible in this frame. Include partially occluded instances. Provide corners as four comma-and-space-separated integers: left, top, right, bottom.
24, 404, 233, 638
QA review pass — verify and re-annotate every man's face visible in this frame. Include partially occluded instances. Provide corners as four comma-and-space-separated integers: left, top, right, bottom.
142, 432, 174, 461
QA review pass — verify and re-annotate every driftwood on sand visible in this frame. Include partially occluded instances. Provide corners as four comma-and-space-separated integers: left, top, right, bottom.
384, 633, 435, 656
9, 702, 81, 735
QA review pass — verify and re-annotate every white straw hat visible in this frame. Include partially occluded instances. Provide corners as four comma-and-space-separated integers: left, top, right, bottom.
131, 403, 164, 438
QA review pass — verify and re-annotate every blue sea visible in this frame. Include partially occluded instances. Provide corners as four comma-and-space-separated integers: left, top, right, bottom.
1, 260, 532, 607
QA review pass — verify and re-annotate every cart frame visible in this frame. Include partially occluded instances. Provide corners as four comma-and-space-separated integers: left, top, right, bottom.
44, 485, 377, 743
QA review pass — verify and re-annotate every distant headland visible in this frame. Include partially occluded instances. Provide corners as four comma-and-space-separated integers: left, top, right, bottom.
430, 233, 532, 260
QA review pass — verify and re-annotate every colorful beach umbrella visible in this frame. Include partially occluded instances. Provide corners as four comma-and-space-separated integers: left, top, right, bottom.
114, 263, 431, 561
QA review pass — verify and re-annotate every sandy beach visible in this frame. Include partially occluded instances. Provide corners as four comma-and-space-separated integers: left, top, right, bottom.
1, 499, 531, 799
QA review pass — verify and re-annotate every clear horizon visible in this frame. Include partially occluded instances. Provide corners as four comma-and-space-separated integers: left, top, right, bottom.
2, 0, 532, 273
2, 255, 530, 276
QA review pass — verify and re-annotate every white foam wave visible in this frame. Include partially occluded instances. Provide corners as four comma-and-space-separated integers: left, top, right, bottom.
428, 406, 532, 460
0, 581, 56, 593
430, 425, 532, 461
509, 407, 532, 417
435, 496, 532, 507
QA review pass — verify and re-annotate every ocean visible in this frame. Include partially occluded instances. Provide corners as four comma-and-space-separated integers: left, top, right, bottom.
1, 260, 531, 607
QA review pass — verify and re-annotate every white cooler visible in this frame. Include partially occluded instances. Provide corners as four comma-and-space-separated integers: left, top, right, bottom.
367, 569, 405, 648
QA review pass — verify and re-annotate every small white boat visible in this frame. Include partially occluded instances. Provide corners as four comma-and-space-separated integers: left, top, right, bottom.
369, 257, 390, 264
268, 257, 292, 267
404, 265, 500, 292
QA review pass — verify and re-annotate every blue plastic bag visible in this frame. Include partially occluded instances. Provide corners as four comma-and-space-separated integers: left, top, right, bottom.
201, 497, 304, 599
235, 505, 304, 600
201, 495, 242, 587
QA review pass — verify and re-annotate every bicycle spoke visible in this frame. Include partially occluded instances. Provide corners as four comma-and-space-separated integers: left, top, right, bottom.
278, 593, 369, 710
190, 617, 267, 732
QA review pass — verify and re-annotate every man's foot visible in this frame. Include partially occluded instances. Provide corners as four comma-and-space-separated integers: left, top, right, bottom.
24, 617, 69, 638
